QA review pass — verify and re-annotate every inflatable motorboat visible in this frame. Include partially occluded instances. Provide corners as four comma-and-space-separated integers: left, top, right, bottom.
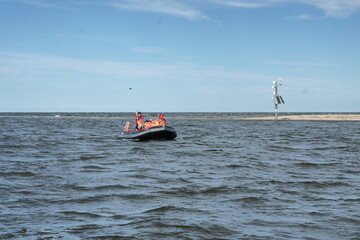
119, 125, 177, 140
119, 113, 177, 140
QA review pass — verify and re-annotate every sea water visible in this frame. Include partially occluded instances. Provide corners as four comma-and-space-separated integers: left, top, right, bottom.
1, 112, 360, 239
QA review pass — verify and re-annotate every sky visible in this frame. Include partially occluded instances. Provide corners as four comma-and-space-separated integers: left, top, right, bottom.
0, 0, 359, 112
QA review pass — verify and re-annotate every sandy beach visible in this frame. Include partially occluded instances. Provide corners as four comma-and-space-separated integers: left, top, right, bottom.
246, 114, 360, 121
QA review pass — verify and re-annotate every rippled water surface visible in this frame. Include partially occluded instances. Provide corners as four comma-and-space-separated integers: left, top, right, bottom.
1, 113, 360, 239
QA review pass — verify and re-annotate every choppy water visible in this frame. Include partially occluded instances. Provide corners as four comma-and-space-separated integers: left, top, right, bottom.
1, 113, 360, 239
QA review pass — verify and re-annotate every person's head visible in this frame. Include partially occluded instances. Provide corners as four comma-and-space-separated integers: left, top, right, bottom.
137, 112, 142, 115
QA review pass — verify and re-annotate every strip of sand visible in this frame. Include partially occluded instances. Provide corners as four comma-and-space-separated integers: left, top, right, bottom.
246, 114, 360, 121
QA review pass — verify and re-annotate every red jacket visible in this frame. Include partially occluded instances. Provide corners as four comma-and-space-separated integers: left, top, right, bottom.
135, 114, 144, 124
159, 114, 166, 125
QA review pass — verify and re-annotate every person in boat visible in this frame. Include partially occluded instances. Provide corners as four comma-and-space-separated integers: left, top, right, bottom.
158, 113, 166, 125
137, 119, 145, 129
124, 121, 131, 131
134, 112, 144, 130
154, 118, 161, 126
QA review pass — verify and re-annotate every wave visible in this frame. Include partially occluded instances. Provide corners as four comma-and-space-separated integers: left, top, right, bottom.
142, 205, 207, 214
294, 162, 339, 167
110, 215, 238, 239
0, 171, 36, 177
60, 211, 104, 218
157, 185, 235, 196
66, 224, 106, 234
64, 183, 129, 191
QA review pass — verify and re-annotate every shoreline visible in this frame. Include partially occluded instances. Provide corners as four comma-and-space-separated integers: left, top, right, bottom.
244, 114, 360, 121
169, 114, 360, 121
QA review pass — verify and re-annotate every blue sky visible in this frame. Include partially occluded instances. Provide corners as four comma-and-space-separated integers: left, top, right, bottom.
1, 0, 359, 112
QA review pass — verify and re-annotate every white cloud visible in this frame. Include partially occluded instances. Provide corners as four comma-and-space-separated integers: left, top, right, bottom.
265, 60, 342, 67
2, 0, 208, 20
0, 52, 173, 78
210, 0, 360, 18
286, 13, 315, 20
110, 0, 208, 21
3, 0, 67, 8
293, 0, 360, 18
5, 0, 359, 19
208, 0, 271, 8
0, 51, 272, 84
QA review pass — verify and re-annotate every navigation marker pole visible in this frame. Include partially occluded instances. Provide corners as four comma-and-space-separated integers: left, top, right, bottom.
272, 78, 285, 120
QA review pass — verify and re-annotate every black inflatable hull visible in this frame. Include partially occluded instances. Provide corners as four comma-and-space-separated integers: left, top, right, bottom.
119, 126, 177, 140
